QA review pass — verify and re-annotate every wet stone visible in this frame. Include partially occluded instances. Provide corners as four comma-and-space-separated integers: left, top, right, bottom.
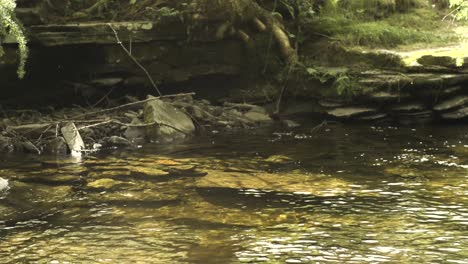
90, 77, 123, 87
433, 95, 468, 112
22, 141, 40, 154
369, 91, 402, 101
417, 55, 457, 68
327, 107, 376, 118
0, 177, 9, 192
318, 100, 344, 108
0, 136, 13, 153
43, 137, 68, 155
281, 119, 300, 128
61, 122, 85, 156
196, 170, 351, 196
144, 97, 195, 142
392, 103, 426, 113
441, 107, 468, 120
243, 111, 272, 123
358, 113, 388, 121
103, 136, 132, 147
87, 178, 127, 189
442, 86, 463, 95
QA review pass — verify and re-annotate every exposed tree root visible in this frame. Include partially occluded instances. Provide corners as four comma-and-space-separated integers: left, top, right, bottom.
194, 0, 298, 65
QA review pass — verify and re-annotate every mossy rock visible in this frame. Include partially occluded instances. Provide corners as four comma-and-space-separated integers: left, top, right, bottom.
417, 55, 457, 68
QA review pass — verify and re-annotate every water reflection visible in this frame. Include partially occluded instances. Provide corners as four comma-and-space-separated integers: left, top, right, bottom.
0, 123, 467, 263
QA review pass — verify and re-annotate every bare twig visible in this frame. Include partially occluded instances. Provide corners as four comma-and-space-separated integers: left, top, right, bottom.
78, 119, 190, 136
107, 23, 162, 96
71, 92, 195, 119
442, 6, 461, 22
91, 86, 116, 108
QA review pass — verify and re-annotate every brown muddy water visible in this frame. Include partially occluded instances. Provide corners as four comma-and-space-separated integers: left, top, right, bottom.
0, 122, 467, 263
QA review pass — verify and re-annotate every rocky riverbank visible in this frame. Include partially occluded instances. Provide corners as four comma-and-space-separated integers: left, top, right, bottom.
0, 94, 277, 155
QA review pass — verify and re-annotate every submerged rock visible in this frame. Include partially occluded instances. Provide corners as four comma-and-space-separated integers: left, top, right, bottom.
44, 137, 68, 155
243, 111, 272, 123
327, 107, 376, 118
441, 107, 468, 120
392, 103, 426, 113
144, 97, 195, 142
417, 55, 457, 68
433, 95, 468, 112
87, 178, 126, 189
281, 119, 300, 128
196, 170, 351, 197
0, 136, 13, 153
123, 119, 146, 143
103, 136, 132, 148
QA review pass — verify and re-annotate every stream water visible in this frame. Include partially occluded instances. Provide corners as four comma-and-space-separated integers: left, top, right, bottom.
0, 122, 467, 263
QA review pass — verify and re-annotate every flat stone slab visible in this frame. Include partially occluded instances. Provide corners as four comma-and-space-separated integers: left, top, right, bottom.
417, 55, 457, 68
434, 95, 468, 111
327, 107, 376, 118
144, 98, 195, 142
61, 122, 84, 156
25, 20, 187, 46
392, 103, 426, 112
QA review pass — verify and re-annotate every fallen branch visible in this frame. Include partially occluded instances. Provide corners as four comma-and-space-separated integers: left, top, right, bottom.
78, 119, 190, 136
71, 92, 195, 119
107, 23, 162, 96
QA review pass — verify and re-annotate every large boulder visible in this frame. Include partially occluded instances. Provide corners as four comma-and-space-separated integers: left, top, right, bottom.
144, 97, 195, 142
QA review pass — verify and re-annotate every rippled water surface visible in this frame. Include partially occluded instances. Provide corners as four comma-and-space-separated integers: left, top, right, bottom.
0, 122, 467, 263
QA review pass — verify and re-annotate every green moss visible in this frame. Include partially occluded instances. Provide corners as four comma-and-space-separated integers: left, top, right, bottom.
309, 4, 458, 48
0, 0, 28, 79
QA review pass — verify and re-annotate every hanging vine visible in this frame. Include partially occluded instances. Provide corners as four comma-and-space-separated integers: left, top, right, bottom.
0, 0, 28, 79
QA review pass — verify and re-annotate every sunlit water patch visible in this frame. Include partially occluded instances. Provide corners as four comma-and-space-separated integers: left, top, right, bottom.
0, 123, 467, 263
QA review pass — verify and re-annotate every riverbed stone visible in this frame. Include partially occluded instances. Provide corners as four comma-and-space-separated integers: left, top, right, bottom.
22, 141, 40, 154
123, 118, 146, 142
0, 136, 13, 153
442, 86, 463, 95
44, 137, 68, 155
369, 91, 402, 101
196, 170, 351, 197
281, 119, 300, 128
441, 107, 468, 120
417, 55, 457, 68
90, 77, 123, 87
103, 136, 132, 147
61, 122, 85, 156
392, 103, 426, 113
243, 111, 272, 123
358, 113, 388, 121
327, 107, 376, 118
87, 178, 126, 189
433, 95, 468, 111
144, 97, 195, 142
